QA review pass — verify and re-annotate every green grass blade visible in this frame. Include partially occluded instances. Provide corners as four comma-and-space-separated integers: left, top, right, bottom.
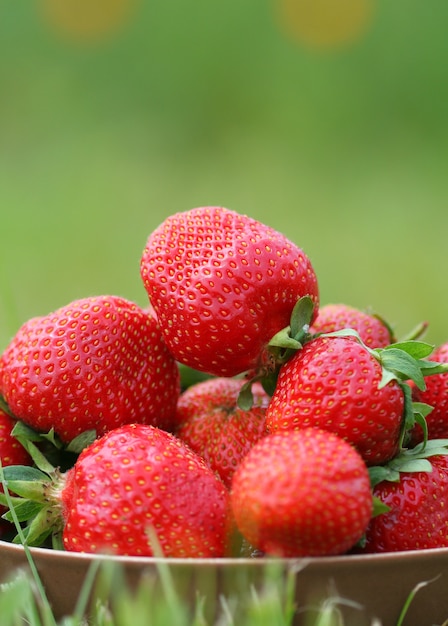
395, 577, 440, 626
0, 462, 58, 626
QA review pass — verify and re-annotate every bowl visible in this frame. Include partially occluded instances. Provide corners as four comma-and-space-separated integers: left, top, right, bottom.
1, 540, 448, 625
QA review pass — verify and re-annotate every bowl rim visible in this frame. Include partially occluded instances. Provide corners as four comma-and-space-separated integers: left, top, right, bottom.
2, 538, 448, 567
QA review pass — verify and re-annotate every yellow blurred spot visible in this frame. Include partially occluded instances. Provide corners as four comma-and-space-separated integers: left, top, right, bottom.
276, 0, 375, 51
39, 0, 139, 43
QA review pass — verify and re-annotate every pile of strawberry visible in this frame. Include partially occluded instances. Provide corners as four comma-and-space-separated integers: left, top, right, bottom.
1, 205, 448, 559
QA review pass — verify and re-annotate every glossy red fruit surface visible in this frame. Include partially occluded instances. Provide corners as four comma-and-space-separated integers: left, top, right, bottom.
0, 408, 31, 467
0, 296, 180, 442
0, 407, 32, 525
310, 303, 394, 348
230, 428, 373, 557
140, 206, 319, 377
410, 342, 448, 445
362, 454, 448, 553
61, 424, 232, 557
175, 377, 269, 488
266, 335, 405, 465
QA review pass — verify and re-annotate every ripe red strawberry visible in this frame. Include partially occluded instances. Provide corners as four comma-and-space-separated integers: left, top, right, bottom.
175, 377, 269, 488
2, 424, 232, 557
409, 342, 448, 445
362, 453, 448, 552
230, 428, 373, 557
265, 335, 405, 465
0, 296, 180, 443
0, 407, 32, 468
310, 303, 395, 349
140, 206, 319, 377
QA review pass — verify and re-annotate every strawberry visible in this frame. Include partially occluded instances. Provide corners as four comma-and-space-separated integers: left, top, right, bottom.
409, 342, 448, 445
230, 428, 373, 557
310, 303, 395, 348
175, 377, 269, 488
1, 423, 232, 557
362, 443, 448, 552
140, 206, 319, 377
0, 407, 32, 468
265, 335, 406, 465
0, 296, 180, 443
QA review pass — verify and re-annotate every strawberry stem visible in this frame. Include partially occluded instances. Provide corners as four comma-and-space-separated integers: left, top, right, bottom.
238, 296, 316, 409
399, 320, 429, 342
268, 296, 315, 362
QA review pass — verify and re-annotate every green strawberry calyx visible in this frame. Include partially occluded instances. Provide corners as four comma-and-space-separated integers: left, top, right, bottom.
0, 421, 96, 549
315, 330, 448, 450
0, 462, 65, 549
238, 299, 447, 428
368, 438, 448, 522
369, 438, 448, 488
238, 296, 315, 409
319, 329, 447, 390
267, 295, 315, 359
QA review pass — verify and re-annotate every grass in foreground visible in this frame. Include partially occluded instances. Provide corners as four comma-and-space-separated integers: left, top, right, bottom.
0, 550, 444, 626
0, 559, 360, 626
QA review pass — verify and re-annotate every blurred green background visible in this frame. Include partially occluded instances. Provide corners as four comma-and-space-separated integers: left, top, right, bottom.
1, 0, 447, 352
